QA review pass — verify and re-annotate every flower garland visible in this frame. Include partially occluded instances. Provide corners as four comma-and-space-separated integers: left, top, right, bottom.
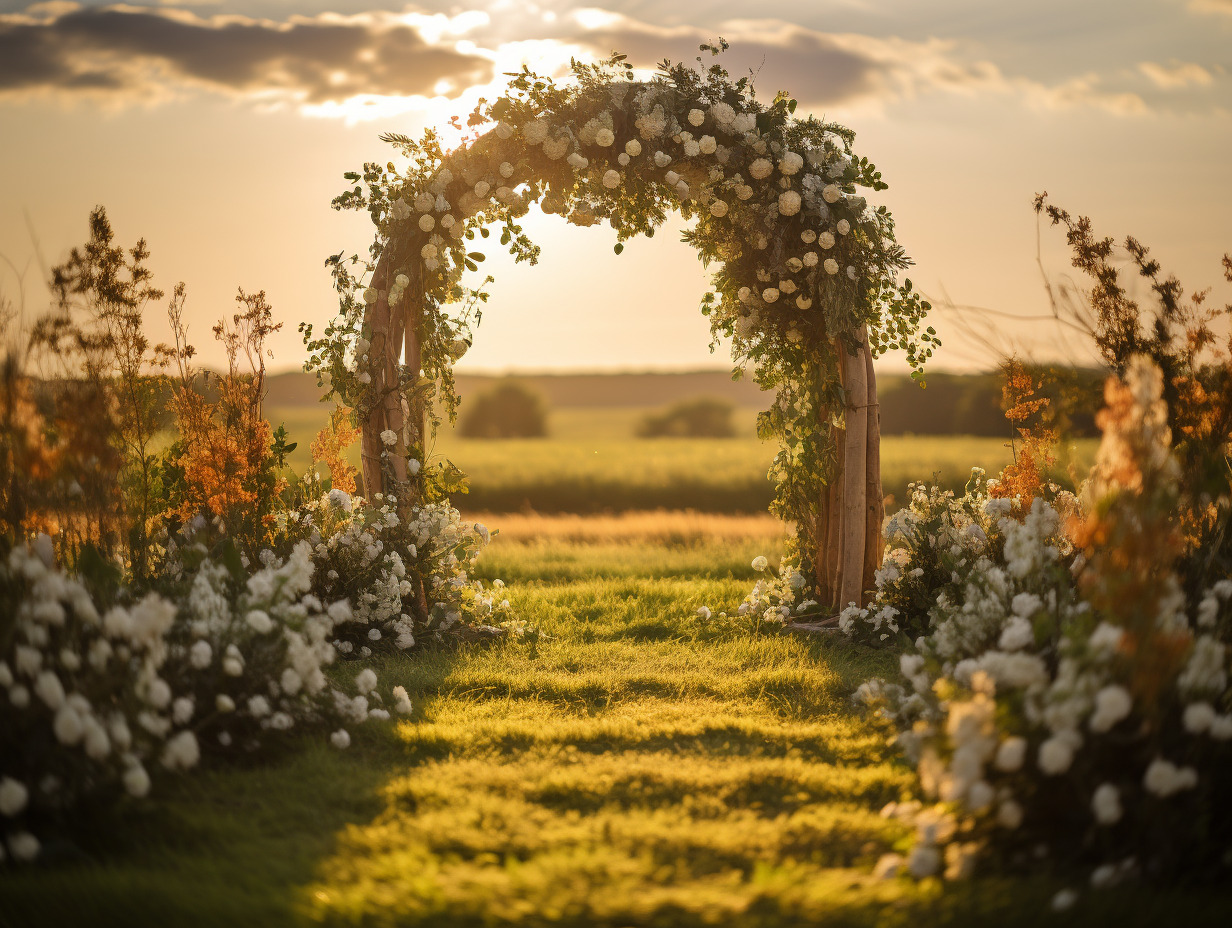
306, 48, 937, 597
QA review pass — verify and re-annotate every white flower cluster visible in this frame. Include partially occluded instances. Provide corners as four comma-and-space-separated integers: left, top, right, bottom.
306, 494, 512, 652
1, 533, 402, 862
852, 360, 1232, 895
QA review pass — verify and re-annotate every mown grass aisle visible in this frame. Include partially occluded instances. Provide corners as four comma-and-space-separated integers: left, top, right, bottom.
4, 517, 1229, 926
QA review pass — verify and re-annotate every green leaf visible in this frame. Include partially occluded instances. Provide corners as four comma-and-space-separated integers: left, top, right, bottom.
613, 242, 624, 255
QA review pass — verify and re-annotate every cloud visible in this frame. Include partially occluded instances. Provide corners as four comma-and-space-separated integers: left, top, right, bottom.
563, 12, 1149, 116
1139, 60, 1215, 89
0, 4, 492, 106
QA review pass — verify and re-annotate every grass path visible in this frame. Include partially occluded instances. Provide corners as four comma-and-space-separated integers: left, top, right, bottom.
4, 526, 1230, 926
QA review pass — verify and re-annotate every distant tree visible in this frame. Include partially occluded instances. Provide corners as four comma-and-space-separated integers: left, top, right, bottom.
459, 380, 547, 439
637, 398, 735, 438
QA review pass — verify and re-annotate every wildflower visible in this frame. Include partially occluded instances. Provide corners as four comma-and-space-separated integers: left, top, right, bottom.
34, 671, 65, 710
1038, 737, 1074, 774
172, 697, 194, 725
1183, 702, 1216, 734
1143, 758, 1198, 797
752, 556, 769, 572
1092, 783, 1122, 824
697, 606, 712, 620
123, 763, 151, 798
7, 832, 39, 863
190, 640, 212, 669
392, 686, 413, 715
1089, 685, 1132, 733
0, 778, 29, 817
161, 731, 200, 770
1051, 889, 1079, 912
997, 799, 1023, 829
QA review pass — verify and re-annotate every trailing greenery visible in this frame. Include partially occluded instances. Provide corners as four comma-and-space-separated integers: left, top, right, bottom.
305, 43, 937, 591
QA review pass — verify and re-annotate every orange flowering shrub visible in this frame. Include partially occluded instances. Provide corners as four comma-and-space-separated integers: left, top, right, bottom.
310, 406, 360, 495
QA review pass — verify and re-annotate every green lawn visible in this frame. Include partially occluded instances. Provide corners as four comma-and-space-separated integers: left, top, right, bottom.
270, 404, 1097, 512
4, 524, 1230, 927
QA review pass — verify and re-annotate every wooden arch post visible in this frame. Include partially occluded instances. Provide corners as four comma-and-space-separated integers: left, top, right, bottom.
358, 248, 428, 508
815, 326, 883, 613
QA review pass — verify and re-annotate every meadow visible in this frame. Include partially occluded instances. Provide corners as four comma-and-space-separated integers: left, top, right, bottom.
270, 404, 1098, 513
4, 517, 1230, 927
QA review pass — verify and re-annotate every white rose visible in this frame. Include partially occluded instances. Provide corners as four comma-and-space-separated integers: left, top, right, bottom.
625, 139, 642, 157
418, 214, 434, 232
749, 158, 773, 180
778, 151, 804, 175
709, 200, 729, 218
796, 296, 813, 310
777, 190, 801, 216
687, 108, 705, 126
823, 258, 839, 275
595, 128, 615, 147
602, 169, 620, 189
819, 231, 835, 250
752, 556, 769, 571
761, 288, 779, 304
822, 184, 841, 203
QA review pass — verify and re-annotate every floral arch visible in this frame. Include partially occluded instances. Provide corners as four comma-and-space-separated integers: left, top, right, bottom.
306, 49, 937, 616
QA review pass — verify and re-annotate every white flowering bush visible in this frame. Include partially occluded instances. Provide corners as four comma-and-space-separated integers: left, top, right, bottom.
853, 358, 1232, 892
0, 531, 416, 863
301, 491, 514, 653
0, 542, 185, 862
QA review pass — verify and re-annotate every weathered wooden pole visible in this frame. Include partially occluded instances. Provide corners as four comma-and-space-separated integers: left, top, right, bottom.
815, 326, 883, 613
838, 329, 869, 610
862, 347, 884, 595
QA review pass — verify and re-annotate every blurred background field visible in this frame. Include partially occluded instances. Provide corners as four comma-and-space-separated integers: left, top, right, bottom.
267, 367, 1099, 514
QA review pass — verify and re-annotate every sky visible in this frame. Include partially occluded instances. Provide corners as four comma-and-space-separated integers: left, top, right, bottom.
0, 0, 1229, 375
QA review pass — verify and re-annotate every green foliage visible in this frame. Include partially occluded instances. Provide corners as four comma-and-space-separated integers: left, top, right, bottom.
458, 379, 548, 439
637, 397, 735, 438
313, 46, 938, 574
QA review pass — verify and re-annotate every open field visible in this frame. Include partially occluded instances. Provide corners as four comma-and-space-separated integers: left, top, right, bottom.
4, 522, 1229, 927
269, 404, 1098, 513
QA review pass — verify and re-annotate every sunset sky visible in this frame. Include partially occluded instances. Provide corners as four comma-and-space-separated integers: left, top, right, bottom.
0, 0, 1229, 375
